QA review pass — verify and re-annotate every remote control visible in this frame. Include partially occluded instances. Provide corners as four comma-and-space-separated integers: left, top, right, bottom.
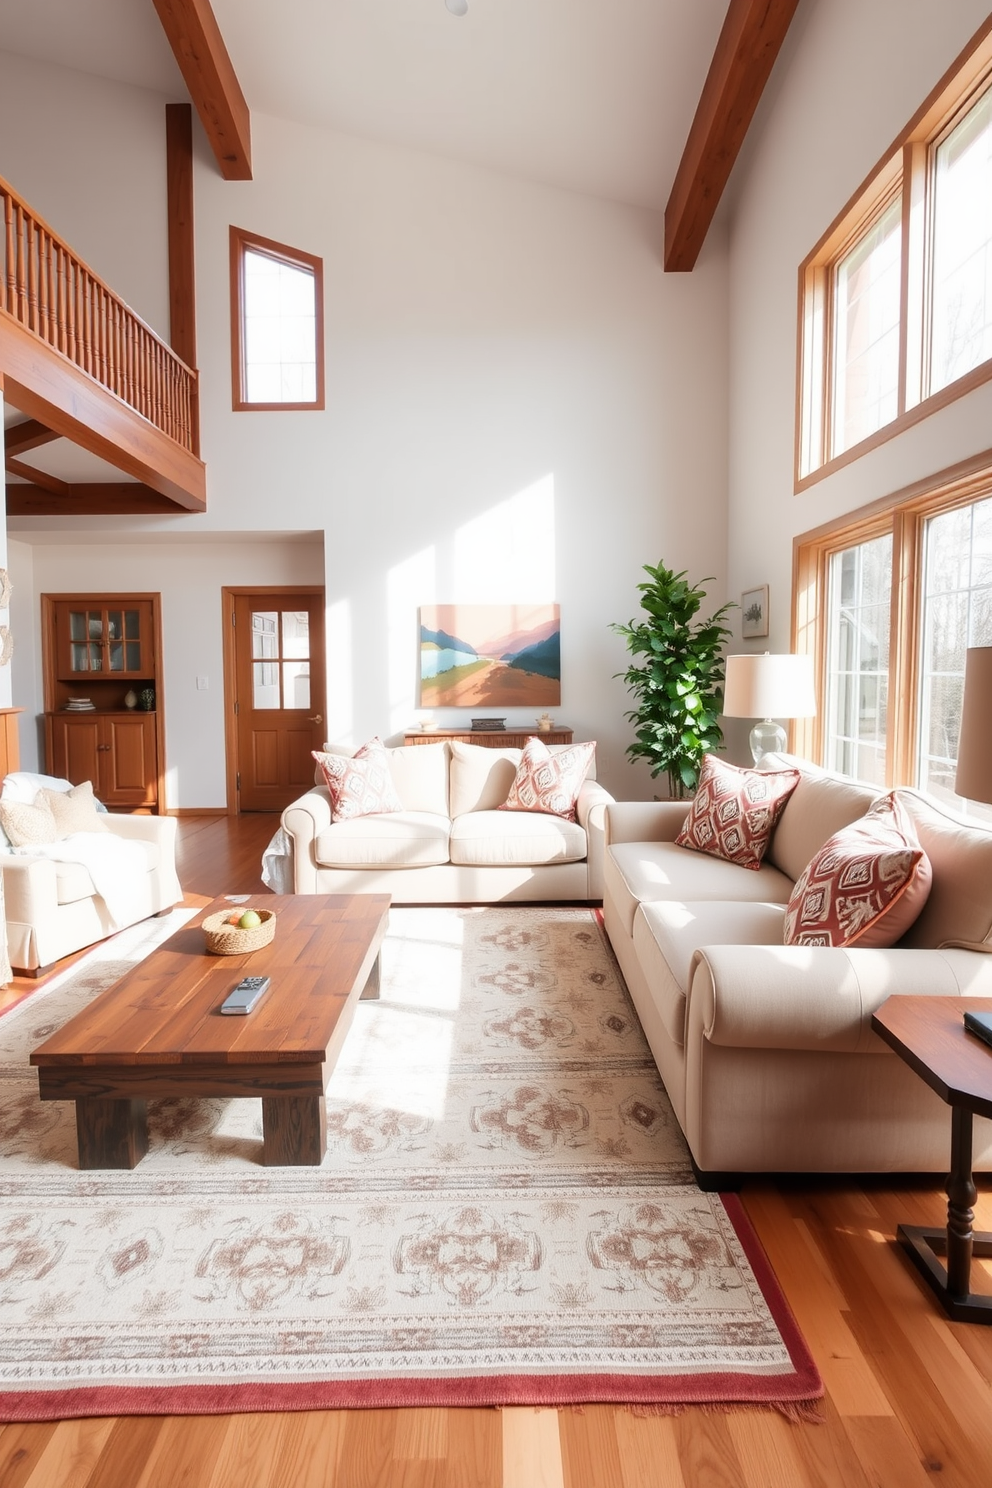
964, 1009, 992, 1051
220, 975, 270, 1015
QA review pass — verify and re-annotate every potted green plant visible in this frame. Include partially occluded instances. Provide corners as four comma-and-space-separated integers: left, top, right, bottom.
612, 562, 735, 798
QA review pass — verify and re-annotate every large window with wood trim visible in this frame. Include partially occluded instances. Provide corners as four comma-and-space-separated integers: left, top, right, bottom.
230, 227, 324, 411
795, 461, 992, 819
797, 17, 992, 485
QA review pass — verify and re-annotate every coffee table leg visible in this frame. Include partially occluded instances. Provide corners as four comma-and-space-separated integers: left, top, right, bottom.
75, 1098, 148, 1169
262, 1095, 327, 1165
360, 951, 381, 1001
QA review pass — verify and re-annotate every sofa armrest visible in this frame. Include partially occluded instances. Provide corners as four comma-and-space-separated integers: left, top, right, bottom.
105, 813, 177, 850
281, 788, 333, 894
688, 945, 992, 1054
604, 800, 691, 846
576, 780, 615, 899
0, 856, 60, 923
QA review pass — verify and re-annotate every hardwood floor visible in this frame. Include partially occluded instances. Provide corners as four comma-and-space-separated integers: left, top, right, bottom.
3, 813, 992, 1487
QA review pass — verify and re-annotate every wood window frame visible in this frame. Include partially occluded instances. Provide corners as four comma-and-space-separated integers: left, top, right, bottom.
796, 14, 992, 490
229, 226, 325, 413
792, 447, 992, 784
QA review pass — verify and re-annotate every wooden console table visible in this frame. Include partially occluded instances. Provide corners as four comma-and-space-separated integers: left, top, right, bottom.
404, 728, 573, 748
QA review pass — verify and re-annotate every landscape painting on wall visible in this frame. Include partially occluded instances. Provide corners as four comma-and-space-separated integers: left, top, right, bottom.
419, 604, 561, 707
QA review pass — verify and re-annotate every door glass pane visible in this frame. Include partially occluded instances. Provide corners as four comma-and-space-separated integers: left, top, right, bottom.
282, 611, 309, 659
253, 661, 280, 709
283, 661, 310, 709
919, 496, 992, 818
107, 611, 122, 642
109, 642, 124, 671
125, 641, 141, 671
69, 611, 85, 643
124, 609, 140, 639
252, 612, 278, 659
825, 533, 892, 785
832, 196, 902, 457
87, 641, 103, 672
931, 86, 992, 393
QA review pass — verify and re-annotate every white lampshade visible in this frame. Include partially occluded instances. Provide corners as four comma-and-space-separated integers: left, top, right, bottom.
955, 646, 992, 806
723, 653, 817, 720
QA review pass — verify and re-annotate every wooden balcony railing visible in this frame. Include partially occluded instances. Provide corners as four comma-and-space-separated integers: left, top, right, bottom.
0, 175, 198, 455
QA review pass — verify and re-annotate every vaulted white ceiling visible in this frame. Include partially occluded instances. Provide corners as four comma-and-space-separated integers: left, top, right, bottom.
0, 0, 731, 212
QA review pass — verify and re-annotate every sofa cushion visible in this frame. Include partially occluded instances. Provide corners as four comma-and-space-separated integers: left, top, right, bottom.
449, 741, 521, 815
314, 812, 450, 869
606, 840, 794, 938
896, 789, 992, 950
501, 738, 597, 822
675, 754, 800, 870
313, 738, 403, 820
39, 780, 109, 837
385, 742, 450, 815
784, 793, 931, 948
450, 809, 587, 866
0, 798, 58, 847
634, 900, 787, 1046
761, 756, 879, 881
52, 837, 160, 905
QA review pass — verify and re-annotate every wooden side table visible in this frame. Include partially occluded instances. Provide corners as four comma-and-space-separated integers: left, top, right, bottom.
871, 995, 992, 1323
403, 728, 573, 748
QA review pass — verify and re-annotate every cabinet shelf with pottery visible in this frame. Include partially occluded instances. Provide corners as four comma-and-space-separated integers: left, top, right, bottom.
42, 594, 165, 812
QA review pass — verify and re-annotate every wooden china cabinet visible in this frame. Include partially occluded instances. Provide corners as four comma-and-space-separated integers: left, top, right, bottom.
42, 594, 165, 812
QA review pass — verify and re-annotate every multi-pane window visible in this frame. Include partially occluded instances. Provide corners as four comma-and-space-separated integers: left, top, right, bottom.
832, 200, 902, 458
251, 610, 311, 710
797, 477, 992, 816
230, 227, 324, 411
918, 498, 992, 803
797, 21, 992, 483
824, 534, 892, 785
930, 88, 992, 393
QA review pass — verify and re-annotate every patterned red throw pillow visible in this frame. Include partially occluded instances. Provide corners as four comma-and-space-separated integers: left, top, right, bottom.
312, 737, 403, 821
675, 753, 800, 870
784, 792, 932, 948
499, 737, 596, 822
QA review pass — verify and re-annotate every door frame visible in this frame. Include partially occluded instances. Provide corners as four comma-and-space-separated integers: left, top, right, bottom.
221, 585, 326, 816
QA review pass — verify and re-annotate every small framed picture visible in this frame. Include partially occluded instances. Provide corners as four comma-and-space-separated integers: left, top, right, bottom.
741, 585, 769, 639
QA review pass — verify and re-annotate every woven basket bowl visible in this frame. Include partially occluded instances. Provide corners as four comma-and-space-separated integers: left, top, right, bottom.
202, 907, 276, 955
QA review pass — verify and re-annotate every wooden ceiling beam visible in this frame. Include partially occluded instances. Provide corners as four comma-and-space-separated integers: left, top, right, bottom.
6, 483, 186, 517
664, 0, 800, 272
4, 457, 70, 497
5, 418, 58, 458
152, 0, 252, 181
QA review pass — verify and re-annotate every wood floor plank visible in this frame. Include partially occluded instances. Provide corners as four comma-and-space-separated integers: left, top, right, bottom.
725, 1409, 816, 1488
255, 1411, 347, 1488
0, 1424, 60, 1488
501, 1408, 564, 1488
336, 1407, 398, 1488
82, 1418, 166, 1488
786, 1395, 876, 1488
22, 1417, 115, 1488
440, 1407, 500, 1488
559, 1406, 624, 1488
611, 1411, 686, 1488
840, 1415, 946, 1488
741, 1185, 893, 1419
393, 1407, 447, 1461
129, 1414, 231, 1488
670, 1413, 746, 1488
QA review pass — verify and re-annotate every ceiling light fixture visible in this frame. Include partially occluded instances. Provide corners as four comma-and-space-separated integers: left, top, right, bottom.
445, 0, 468, 14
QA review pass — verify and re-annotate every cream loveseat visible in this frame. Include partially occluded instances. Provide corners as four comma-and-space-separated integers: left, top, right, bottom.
278, 740, 613, 901
603, 755, 992, 1184
0, 774, 183, 974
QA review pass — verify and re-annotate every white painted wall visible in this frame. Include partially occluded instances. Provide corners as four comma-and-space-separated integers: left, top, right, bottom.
726, 0, 992, 657
0, 53, 731, 803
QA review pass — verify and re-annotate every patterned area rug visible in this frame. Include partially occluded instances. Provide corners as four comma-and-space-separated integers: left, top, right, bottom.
0, 906, 821, 1421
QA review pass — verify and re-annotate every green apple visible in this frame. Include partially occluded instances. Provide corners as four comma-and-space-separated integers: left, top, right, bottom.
238, 909, 262, 929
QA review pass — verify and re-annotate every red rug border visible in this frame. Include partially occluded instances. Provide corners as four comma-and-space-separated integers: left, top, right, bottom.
0, 1194, 822, 1423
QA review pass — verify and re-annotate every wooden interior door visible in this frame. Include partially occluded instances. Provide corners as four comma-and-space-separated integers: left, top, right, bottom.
228, 590, 326, 812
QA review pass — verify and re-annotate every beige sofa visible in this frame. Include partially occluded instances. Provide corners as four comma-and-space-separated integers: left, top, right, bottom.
2, 813, 183, 974
279, 739, 613, 901
603, 755, 992, 1184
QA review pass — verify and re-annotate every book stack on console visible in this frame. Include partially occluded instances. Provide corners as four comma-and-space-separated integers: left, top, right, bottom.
471, 717, 506, 731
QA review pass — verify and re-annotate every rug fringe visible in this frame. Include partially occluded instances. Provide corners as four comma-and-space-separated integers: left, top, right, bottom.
617, 1398, 825, 1425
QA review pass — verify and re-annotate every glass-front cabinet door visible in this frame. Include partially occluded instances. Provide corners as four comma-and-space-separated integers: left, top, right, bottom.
55, 601, 153, 680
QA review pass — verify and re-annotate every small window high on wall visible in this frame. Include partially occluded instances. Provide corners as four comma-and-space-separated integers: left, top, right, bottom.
797, 17, 992, 486
230, 227, 324, 411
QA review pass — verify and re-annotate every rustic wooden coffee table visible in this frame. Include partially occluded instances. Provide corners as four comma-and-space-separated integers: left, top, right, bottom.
871, 994, 992, 1323
30, 894, 390, 1170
